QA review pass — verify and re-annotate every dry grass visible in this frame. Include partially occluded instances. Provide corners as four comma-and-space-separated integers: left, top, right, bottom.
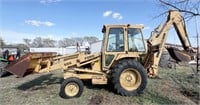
0, 65, 199, 105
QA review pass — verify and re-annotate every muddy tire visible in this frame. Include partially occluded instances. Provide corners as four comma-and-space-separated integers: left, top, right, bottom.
111, 59, 147, 96
60, 77, 84, 99
0, 61, 9, 77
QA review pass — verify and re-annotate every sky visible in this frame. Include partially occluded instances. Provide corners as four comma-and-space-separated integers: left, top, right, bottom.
0, 0, 199, 47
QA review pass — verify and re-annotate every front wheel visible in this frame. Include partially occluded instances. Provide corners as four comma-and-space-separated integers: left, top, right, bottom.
60, 77, 84, 99
111, 59, 147, 96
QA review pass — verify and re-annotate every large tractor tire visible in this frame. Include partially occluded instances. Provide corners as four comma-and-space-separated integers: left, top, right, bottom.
0, 61, 9, 77
111, 59, 147, 96
60, 77, 84, 99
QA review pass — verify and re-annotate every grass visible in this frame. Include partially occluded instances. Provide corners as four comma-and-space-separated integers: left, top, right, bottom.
0, 65, 199, 105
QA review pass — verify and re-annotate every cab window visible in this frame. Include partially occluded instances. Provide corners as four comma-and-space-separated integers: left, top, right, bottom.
128, 28, 145, 52
107, 28, 124, 52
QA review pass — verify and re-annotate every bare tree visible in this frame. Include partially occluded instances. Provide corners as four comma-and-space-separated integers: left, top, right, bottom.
83, 36, 99, 44
32, 37, 43, 47
159, 0, 200, 20
58, 40, 65, 47
58, 38, 73, 47
71, 37, 84, 46
43, 38, 56, 47
23, 38, 32, 47
23, 36, 99, 48
58, 36, 99, 47
0, 37, 5, 47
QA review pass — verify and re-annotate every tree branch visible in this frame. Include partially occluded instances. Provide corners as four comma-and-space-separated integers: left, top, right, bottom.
159, 0, 200, 16
152, 11, 168, 20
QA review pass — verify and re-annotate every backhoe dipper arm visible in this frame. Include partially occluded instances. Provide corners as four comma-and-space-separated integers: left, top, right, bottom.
144, 10, 192, 77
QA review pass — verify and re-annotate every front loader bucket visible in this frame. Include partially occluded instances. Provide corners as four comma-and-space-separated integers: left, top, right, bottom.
166, 46, 193, 62
5, 52, 56, 77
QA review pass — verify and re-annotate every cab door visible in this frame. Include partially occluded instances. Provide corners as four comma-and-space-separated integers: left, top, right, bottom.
102, 26, 126, 70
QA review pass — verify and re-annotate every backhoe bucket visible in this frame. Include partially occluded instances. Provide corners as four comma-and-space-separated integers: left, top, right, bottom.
166, 46, 193, 62
5, 52, 56, 77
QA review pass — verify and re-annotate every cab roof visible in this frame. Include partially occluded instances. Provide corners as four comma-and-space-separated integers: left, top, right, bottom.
102, 24, 144, 33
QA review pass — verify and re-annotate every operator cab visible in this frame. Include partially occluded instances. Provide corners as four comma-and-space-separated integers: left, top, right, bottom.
102, 24, 147, 69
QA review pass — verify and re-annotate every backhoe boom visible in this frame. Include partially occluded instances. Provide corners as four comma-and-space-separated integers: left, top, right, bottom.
144, 10, 193, 77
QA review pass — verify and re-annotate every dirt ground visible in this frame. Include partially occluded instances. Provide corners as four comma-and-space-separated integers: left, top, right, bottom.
0, 65, 199, 105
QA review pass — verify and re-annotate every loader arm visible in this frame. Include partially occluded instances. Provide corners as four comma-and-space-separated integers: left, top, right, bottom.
39, 52, 101, 73
144, 10, 193, 77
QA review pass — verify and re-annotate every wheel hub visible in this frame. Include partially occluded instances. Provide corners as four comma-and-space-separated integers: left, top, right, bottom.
65, 82, 79, 97
120, 68, 141, 91
126, 74, 133, 81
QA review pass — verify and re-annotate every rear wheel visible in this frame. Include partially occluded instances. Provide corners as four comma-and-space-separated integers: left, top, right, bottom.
111, 59, 147, 96
60, 77, 84, 99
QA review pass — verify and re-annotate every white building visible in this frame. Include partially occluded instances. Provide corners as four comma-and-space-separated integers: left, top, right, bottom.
30, 46, 87, 55
90, 40, 102, 53
30, 41, 103, 55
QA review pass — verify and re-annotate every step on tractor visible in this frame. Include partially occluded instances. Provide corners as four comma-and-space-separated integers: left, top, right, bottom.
2, 10, 195, 98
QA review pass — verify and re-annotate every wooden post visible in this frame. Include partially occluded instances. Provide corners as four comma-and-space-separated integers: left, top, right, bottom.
195, 16, 199, 73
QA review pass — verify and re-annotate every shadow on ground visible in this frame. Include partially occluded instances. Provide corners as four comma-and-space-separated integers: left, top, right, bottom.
83, 80, 113, 93
16, 74, 63, 91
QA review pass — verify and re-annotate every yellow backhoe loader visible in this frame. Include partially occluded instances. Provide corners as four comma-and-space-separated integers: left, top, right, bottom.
58, 10, 194, 98
5, 10, 195, 98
